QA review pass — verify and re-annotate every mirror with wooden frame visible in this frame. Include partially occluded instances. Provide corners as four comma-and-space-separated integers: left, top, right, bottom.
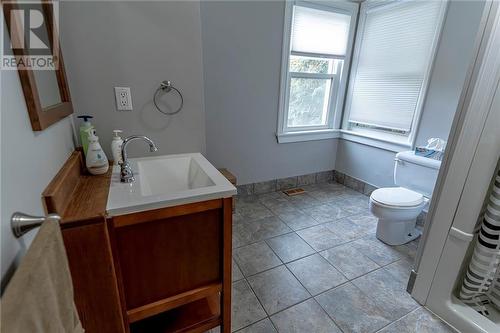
3, 0, 73, 131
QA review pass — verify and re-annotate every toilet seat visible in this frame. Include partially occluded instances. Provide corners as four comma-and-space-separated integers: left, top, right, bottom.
371, 187, 424, 208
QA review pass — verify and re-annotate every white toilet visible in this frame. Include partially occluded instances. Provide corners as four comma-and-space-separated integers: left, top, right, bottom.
369, 151, 441, 245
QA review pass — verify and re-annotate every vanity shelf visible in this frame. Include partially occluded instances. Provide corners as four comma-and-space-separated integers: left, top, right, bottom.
127, 283, 222, 323
130, 294, 221, 333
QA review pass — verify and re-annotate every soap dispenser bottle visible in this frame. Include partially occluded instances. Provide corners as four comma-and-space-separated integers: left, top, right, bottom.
77, 115, 94, 155
111, 130, 124, 166
85, 128, 109, 175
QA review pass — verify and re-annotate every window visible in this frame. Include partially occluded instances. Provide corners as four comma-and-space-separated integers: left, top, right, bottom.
277, 1, 358, 143
343, 0, 447, 145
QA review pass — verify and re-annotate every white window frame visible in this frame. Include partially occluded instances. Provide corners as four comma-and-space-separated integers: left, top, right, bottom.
277, 0, 359, 143
341, 0, 449, 151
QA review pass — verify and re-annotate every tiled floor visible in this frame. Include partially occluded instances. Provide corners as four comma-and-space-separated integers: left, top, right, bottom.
210, 182, 455, 333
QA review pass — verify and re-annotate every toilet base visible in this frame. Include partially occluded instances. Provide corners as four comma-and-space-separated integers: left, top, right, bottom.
376, 217, 421, 245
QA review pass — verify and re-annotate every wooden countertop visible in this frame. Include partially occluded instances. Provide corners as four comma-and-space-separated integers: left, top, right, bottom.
42, 150, 112, 226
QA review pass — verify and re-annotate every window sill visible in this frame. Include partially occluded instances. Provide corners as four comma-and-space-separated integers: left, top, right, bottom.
339, 130, 412, 152
275, 128, 413, 152
276, 129, 340, 143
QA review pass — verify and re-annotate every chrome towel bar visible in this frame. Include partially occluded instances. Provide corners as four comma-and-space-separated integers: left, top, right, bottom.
11, 212, 61, 238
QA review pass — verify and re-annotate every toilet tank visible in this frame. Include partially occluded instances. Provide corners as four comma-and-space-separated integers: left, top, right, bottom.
394, 151, 441, 198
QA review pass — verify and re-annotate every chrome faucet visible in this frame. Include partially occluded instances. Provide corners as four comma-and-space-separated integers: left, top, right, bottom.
120, 135, 158, 183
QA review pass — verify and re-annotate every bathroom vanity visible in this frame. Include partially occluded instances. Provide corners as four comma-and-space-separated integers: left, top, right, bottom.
42, 150, 236, 333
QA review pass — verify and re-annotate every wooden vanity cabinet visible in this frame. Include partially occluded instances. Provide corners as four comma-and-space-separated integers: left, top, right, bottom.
61, 198, 232, 333
110, 198, 233, 333
43, 151, 233, 333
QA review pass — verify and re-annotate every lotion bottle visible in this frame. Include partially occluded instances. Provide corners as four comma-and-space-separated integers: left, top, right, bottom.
111, 130, 124, 166
85, 128, 109, 175
77, 115, 94, 155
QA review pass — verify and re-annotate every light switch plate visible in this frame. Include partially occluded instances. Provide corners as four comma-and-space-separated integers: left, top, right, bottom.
114, 87, 133, 111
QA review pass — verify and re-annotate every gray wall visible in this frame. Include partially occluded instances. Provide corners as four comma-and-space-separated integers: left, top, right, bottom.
60, 1, 206, 159
201, 1, 338, 185
336, 0, 486, 188
1, 70, 75, 283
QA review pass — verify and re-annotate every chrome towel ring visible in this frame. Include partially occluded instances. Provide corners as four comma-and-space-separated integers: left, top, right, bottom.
153, 80, 184, 115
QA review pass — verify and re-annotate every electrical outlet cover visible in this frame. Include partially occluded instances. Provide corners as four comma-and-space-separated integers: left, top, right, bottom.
114, 87, 133, 111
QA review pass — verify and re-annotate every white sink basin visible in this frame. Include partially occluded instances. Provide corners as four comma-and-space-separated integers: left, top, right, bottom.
106, 153, 237, 216
138, 156, 215, 196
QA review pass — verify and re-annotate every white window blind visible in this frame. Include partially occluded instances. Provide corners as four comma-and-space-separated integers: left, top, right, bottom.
291, 5, 351, 56
347, 1, 443, 132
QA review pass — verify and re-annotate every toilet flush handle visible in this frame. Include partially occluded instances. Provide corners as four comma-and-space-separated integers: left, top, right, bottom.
393, 157, 404, 184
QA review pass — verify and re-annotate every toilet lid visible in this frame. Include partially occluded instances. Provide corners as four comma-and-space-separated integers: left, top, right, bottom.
371, 187, 424, 207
